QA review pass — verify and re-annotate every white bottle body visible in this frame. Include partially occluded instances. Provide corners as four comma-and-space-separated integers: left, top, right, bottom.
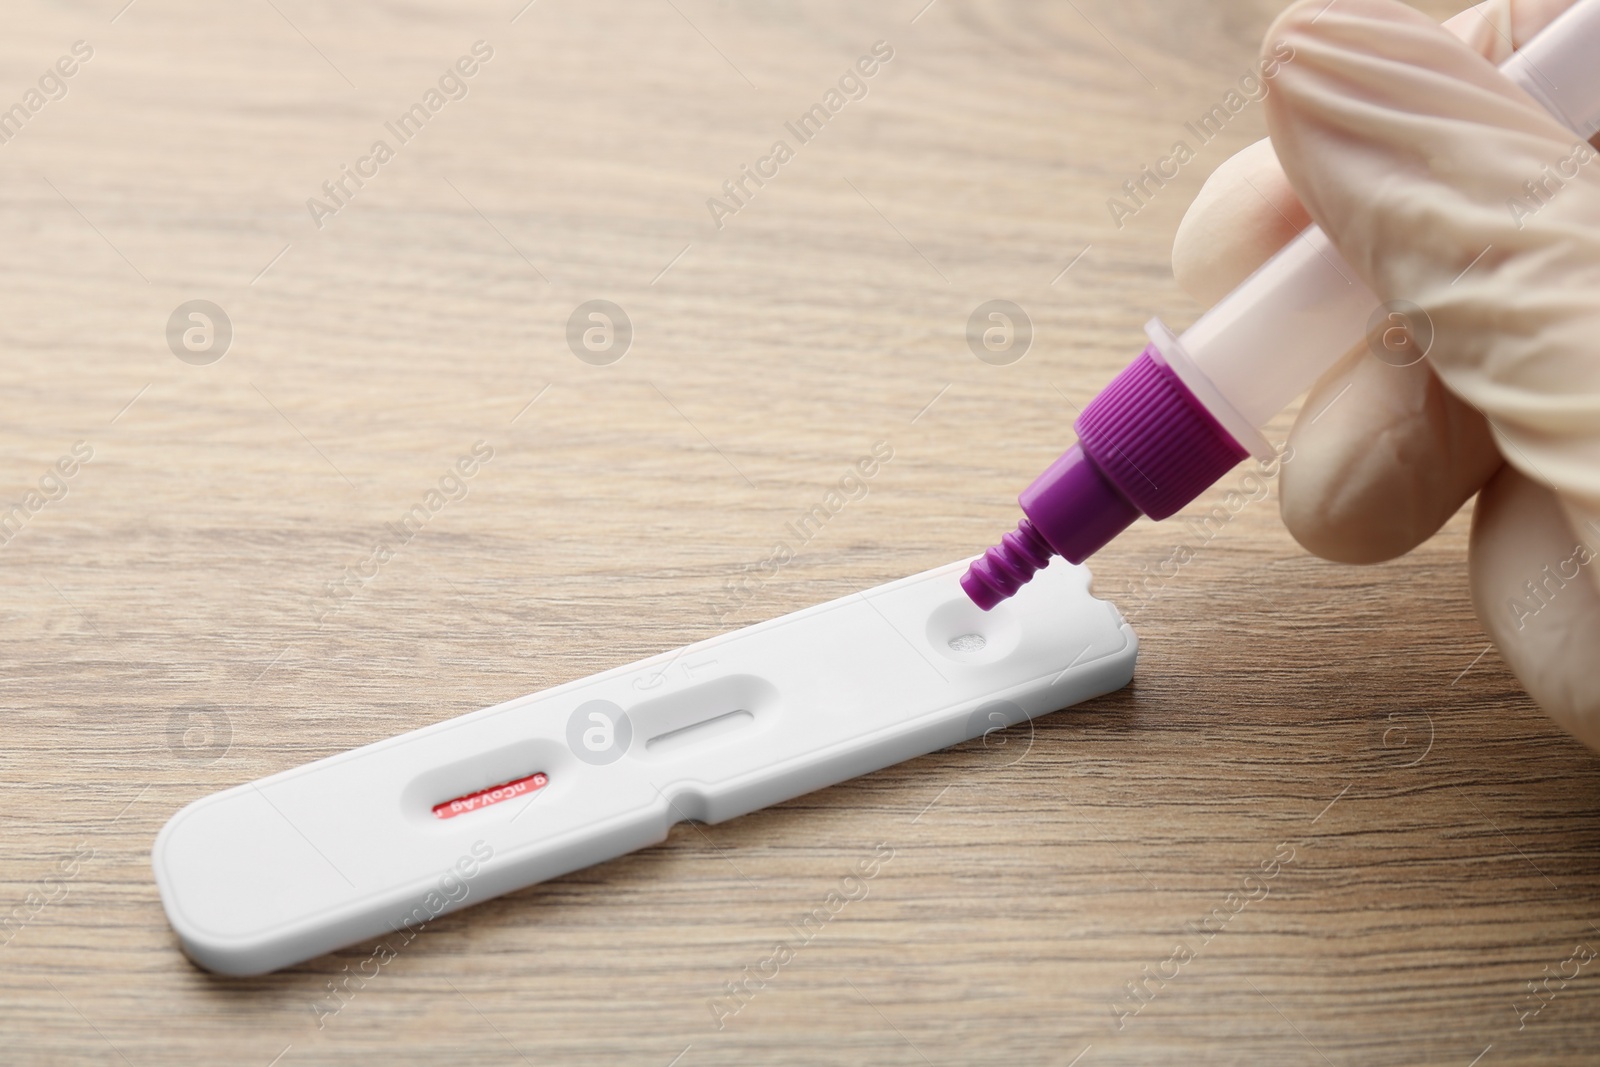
1180, 226, 1375, 428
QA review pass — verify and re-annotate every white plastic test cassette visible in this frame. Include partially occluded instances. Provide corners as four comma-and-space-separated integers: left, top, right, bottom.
153, 558, 1137, 975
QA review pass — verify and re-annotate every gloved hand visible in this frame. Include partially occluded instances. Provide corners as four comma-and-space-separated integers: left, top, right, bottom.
1171, 0, 1600, 749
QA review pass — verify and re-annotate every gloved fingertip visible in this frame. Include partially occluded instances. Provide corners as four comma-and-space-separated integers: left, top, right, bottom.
1471, 467, 1600, 750
1172, 139, 1308, 305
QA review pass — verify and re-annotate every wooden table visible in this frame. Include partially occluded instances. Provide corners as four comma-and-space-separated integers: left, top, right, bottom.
3, 0, 1597, 1063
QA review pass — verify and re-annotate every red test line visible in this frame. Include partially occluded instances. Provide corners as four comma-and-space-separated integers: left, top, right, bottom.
432, 772, 549, 820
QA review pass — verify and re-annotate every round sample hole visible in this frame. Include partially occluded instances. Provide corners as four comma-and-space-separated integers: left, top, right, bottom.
948, 633, 987, 653
927, 596, 1022, 664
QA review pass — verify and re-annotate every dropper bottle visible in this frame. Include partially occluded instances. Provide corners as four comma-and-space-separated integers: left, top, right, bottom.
962, 0, 1600, 610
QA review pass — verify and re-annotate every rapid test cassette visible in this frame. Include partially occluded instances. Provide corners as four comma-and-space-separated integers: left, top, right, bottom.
153, 558, 1137, 975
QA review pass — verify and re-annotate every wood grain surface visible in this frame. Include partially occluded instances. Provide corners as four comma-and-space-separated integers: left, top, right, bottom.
2, 0, 1597, 1064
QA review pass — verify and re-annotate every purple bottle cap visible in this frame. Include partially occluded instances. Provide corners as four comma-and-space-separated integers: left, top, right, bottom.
961, 345, 1249, 610
1018, 444, 1139, 565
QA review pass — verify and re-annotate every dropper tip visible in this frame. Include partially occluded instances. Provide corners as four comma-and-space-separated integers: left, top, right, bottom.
960, 518, 1055, 610
959, 567, 1006, 611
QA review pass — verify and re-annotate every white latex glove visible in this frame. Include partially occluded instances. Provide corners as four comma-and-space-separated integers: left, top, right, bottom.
1172, 0, 1600, 750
